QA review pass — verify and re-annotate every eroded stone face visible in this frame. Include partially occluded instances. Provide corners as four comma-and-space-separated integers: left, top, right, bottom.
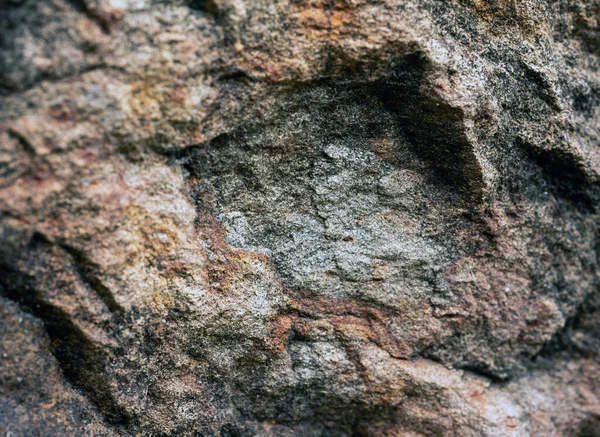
1, 0, 600, 436
186, 76, 597, 380
193, 85, 461, 298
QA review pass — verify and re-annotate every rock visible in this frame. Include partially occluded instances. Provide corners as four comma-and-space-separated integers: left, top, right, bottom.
1, 0, 599, 435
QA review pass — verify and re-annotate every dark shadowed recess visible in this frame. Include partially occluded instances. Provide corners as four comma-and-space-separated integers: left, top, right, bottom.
0, 233, 132, 426
186, 0, 221, 17
180, 52, 486, 204
516, 136, 600, 211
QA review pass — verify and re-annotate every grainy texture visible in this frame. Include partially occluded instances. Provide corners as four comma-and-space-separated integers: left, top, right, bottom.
1, 0, 600, 435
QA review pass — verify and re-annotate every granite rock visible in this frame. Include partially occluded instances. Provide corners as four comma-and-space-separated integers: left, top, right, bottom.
1, 0, 600, 435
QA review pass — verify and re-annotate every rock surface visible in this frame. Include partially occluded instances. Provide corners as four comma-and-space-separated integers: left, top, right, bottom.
1, 0, 600, 435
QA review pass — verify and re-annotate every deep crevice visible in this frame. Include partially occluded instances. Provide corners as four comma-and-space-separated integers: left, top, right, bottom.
516, 136, 598, 211
370, 53, 485, 201
0, 235, 132, 427
536, 287, 600, 362
59, 243, 124, 317
186, 0, 221, 18
64, 0, 111, 33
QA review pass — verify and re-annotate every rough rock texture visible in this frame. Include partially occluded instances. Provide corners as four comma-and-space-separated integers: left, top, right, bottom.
1, 0, 600, 435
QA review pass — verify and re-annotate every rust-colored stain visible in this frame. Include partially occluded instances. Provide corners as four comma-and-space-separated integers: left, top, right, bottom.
369, 136, 398, 164
287, 293, 413, 360
294, 0, 355, 41
264, 314, 293, 354
192, 190, 273, 295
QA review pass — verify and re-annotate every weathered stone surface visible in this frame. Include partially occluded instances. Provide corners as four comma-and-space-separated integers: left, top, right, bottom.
1, 0, 600, 435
